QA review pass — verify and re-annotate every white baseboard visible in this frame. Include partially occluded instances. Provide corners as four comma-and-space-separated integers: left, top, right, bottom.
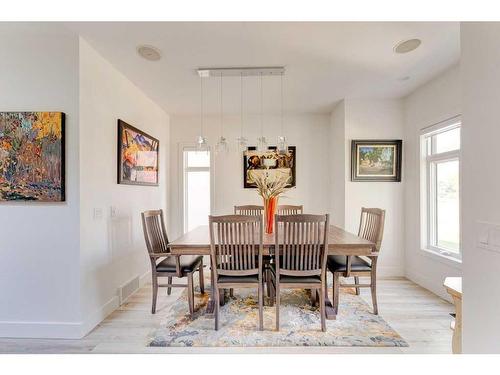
139, 270, 151, 287
405, 269, 452, 303
0, 320, 82, 339
0, 269, 151, 339
80, 295, 120, 338
376, 265, 404, 278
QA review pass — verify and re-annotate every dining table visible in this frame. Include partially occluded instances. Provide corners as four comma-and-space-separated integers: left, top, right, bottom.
168, 224, 375, 320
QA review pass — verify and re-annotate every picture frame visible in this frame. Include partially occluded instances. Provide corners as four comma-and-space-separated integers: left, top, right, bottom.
0, 112, 65, 201
117, 119, 159, 186
243, 146, 296, 188
351, 140, 402, 182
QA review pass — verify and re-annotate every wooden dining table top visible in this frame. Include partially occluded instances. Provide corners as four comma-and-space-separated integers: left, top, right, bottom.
168, 224, 375, 256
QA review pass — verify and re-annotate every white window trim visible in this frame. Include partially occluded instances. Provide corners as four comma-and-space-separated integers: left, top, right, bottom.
179, 144, 214, 234
420, 116, 462, 261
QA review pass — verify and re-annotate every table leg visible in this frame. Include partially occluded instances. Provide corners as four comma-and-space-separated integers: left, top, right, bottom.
324, 296, 337, 320
205, 265, 215, 317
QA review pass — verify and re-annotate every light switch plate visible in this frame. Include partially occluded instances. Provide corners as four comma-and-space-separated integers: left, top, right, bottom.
476, 221, 500, 254
93, 208, 103, 220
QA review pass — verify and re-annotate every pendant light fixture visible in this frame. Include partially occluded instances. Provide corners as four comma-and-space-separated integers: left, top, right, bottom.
236, 72, 248, 151
257, 72, 268, 152
196, 75, 208, 151
215, 72, 229, 154
277, 72, 288, 154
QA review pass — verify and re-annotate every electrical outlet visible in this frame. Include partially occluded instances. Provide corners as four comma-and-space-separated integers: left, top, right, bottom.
110, 206, 117, 218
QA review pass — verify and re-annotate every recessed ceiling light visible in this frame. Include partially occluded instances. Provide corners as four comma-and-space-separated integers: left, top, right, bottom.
394, 39, 421, 54
137, 45, 161, 61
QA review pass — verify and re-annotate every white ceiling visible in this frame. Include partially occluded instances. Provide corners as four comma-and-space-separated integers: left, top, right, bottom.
70, 22, 460, 115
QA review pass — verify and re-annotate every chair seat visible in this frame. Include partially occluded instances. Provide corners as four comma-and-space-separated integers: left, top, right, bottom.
156, 255, 203, 274
218, 275, 259, 284
269, 264, 321, 284
327, 255, 371, 273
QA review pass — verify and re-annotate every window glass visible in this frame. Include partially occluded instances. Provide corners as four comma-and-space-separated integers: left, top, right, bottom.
435, 160, 460, 252
434, 127, 460, 154
187, 151, 210, 168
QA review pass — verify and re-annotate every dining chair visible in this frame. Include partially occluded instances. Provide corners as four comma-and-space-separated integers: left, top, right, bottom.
277, 205, 303, 215
233, 204, 266, 300
234, 205, 264, 216
328, 207, 385, 315
209, 214, 264, 331
141, 209, 204, 316
271, 214, 330, 332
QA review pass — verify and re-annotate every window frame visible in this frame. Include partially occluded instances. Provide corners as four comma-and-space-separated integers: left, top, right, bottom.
420, 116, 462, 261
181, 146, 213, 234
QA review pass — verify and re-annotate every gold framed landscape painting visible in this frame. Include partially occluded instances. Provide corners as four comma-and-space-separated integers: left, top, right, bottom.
0, 112, 65, 201
351, 140, 402, 182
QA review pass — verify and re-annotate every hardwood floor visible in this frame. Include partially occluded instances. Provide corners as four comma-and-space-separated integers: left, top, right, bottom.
0, 277, 453, 354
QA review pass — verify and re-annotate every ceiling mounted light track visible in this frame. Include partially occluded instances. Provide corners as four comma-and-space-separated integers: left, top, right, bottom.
197, 67, 285, 78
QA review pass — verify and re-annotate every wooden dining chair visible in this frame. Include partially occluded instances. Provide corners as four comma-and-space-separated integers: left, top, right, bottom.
271, 214, 330, 332
234, 205, 264, 216
328, 207, 385, 315
209, 214, 264, 331
141, 209, 204, 316
233, 204, 266, 299
277, 205, 303, 215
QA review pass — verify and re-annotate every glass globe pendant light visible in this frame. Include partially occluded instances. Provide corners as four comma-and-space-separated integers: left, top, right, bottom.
236, 72, 248, 151
196, 75, 208, 151
257, 72, 268, 152
215, 72, 229, 154
277, 72, 288, 154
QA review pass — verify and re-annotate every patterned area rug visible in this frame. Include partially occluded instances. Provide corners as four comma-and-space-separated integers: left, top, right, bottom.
149, 282, 408, 347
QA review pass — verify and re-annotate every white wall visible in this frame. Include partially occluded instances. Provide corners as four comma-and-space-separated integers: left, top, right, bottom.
169, 114, 330, 240
79, 38, 170, 336
343, 99, 405, 277
461, 23, 500, 353
329, 101, 346, 227
0, 24, 82, 338
403, 65, 461, 300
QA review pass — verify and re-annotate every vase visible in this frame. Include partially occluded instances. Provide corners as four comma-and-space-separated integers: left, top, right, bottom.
264, 196, 278, 234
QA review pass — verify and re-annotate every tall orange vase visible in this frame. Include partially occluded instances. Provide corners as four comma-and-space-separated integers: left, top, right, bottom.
264, 196, 278, 234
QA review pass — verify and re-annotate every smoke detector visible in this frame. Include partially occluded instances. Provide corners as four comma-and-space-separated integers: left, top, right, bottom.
137, 45, 161, 61
394, 39, 421, 54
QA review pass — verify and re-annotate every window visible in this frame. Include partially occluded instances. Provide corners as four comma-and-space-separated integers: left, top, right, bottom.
183, 149, 211, 233
421, 117, 461, 260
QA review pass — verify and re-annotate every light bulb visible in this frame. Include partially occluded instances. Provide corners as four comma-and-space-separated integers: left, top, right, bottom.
257, 136, 268, 152
236, 136, 248, 152
196, 135, 208, 151
215, 136, 229, 154
277, 136, 288, 154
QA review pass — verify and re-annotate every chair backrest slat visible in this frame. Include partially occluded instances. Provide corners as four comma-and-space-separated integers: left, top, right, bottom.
277, 205, 303, 216
275, 214, 329, 277
234, 205, 264, 217
357, 207, 385, 252
209, 215, 263, 277
141, 210, 169, 255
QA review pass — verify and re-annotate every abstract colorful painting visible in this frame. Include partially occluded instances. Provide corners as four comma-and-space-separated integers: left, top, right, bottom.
0, 112, 65, 201
243, 146, 296, 188
117, 119, 159, 186
351, 140, 402, 182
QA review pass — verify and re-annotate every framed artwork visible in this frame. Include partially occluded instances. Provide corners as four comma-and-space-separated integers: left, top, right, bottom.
351, 140, 402, 182
243, 146, 296, 188
117, 119, 159, 186
0, 112, 65, 201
